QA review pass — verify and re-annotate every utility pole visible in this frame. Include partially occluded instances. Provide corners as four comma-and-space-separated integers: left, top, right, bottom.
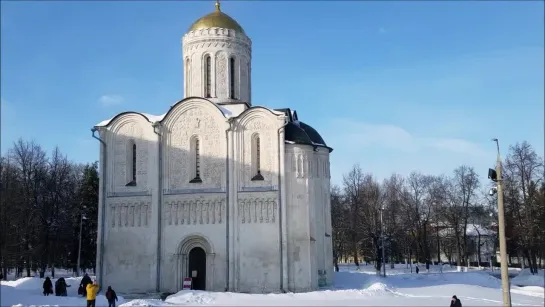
380, 206, 386, 277
77, 211, 87, 277
492, 138, 512, 307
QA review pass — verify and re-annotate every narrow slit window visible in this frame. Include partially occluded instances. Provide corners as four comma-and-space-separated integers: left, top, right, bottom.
185, 58, 191, 96
229, 57, 236, 99
205, 55, 211, 98
251, 135, 264, 181
195, 138, 200, 178
126, 141, 137, 186
256, 137, 261, 173
132, 143, 137, 182
190, 137, 202, 183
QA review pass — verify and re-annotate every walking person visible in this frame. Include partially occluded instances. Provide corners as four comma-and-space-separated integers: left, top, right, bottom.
43, 277, 53, 296
86, 279, 100, 307
105, 286, 119, 307
80, 273, 92, 297
57, 277, 70, 296
450, 295, 462, 307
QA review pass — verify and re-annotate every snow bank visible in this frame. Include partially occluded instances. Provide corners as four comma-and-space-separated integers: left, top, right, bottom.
3, 264, 544, 306
120, 298, 168, 306
512, 269, 545, 287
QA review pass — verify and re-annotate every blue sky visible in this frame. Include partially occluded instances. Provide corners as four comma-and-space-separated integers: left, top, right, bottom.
1, 0, 543, 186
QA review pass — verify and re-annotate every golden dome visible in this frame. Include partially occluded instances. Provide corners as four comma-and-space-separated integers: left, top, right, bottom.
188, 1, 245, 34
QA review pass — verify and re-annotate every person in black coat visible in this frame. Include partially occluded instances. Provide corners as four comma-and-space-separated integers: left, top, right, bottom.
55, 279, 61, 296
450, 295, 462, 307
80, 274, 92, 296
55, 277, 71, 296
105, 286, 119, 307
43, 277, 53, 296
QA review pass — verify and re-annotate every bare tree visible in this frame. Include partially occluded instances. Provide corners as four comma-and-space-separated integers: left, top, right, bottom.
331, 185, 349, 270
405, 172, 436, 267
382, 174, 406, 267
342, 164, 366, 268
504, 141, 544, 274
329, 140, 543, 275
1, 139, 99, 278
448, 165, 480, 268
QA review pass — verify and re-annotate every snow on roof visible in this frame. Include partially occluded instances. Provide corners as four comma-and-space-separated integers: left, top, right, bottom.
94, 101, 285, 128
141, 112, 166, 123
467, 224, 496, 236
94, 112, 167, 127
438, 224, 497, 237
217, 105, 233, 118
94, 103, 234, 127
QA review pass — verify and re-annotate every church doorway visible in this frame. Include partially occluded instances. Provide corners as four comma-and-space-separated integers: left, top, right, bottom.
188, 247, 207, 290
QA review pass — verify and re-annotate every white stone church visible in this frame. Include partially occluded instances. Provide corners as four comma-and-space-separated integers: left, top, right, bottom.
92, 1, 333, 294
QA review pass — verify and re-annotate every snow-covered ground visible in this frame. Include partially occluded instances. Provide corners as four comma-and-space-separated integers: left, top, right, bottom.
1, 264, 543, 306
511, 269, 545, 287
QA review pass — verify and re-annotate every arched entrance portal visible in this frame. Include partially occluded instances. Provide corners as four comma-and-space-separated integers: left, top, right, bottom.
188, 247, 207, 290
176, 234, 216, 292
188, 247, 206, 290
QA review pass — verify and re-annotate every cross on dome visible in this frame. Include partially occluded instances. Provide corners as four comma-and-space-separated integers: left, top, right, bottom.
187, 0, 245, 34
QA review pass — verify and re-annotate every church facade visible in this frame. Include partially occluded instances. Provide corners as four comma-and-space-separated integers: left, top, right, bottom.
92, 1, 333, 294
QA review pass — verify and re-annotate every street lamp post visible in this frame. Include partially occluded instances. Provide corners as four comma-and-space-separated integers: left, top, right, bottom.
380, 206, 386, 277
491, 138, 512, 307
76, 212, 87, 277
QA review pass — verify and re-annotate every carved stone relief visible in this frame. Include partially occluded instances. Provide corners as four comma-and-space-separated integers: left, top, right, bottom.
166, 107, 225, 190
191, 53, 202, 96
239, 56, 248, 102
111, 121, 149, 192
110, 201, 151, 228
185, 40, 251, 58
238, 197, 277, 224
294, 153, 305, 178
241, 118, 277, 186
164, 198, 225, 225
215, 52, 227, 97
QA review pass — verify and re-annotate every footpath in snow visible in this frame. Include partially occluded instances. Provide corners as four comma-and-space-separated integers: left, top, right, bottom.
1, 264, 543, 306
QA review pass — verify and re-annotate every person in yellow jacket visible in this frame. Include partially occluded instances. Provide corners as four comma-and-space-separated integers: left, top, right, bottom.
86, 280, 100, 307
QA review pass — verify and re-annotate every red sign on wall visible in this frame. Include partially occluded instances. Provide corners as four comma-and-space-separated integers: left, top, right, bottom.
183, 277, 192, 290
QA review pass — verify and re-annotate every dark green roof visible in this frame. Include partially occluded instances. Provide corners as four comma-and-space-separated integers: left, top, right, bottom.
299, 121, 326, 146
285, 122, 313, 145
275, 108, 332, 152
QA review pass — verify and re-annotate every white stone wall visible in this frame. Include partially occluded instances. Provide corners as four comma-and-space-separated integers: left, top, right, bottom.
284, 144, 312, 292
160, 98, 230, 292
312, 148, 333, 287
99, 113, 159, 293
104, 196, 155, 292
183, 29, 252, 105
160, 194, 228, 293
161, 98, 230, 192
230, 107, 286, 292
284, 144, 333, 292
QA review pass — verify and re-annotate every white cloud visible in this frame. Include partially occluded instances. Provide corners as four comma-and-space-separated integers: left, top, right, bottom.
429, 138, 488, 157
322, 119, 494, 185
378, 27, 387, 34
310, 47, 543, 185
98, 95, 124, 107
329, 119, 487, 157
339, 121, 418, 152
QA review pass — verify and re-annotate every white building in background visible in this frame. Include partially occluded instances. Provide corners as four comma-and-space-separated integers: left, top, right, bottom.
92, 1, 333, 294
